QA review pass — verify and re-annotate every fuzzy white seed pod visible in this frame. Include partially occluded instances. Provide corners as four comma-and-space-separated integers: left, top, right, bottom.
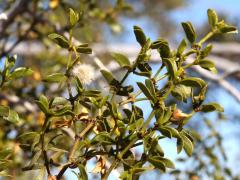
71, 63, 95, 85
0, 13, 8, 20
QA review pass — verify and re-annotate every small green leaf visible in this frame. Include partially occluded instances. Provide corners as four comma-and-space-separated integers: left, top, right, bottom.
180, 133, 194, 156
177, 39, 187, 55
8, 67, 33, 79
158, 126, 172, 138
76, 46, 92, 54
48, 33, 69, 48
5, 110, 19, 124
111, 53, 131, 68
177, 137, 184, 154
217, 22, 238, 34
100, 70, 115, 84
198, 59, 215, 69
145, 79, 156, 99
137, 82, 156, 102
36, 95, 49, 114
43, 73, 67, 83
201, 102, 224, 112
91, 132, 115, 145
148, 156, 166, 172
207, 9, 218, 29
156, 39, 171, 59
162, 58, 177, 80
133, 26, 147, 47
180, 77, 206, 88
78, 164, 88, 180
69, 8, 79, 28
200, 44, 212, 58
181, 22, 197, 44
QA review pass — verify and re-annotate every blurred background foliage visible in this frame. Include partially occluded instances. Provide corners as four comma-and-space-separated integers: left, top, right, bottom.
0, 0, 240, 179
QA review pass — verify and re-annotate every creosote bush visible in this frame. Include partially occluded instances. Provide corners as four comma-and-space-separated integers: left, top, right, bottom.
0, 8, 238, 179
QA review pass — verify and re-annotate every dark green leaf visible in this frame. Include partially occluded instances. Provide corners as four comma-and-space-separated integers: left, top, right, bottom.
148, 156, 166, 172
217, 22, 238, 34
162, 58, 177, 80
180, 77, 206, 88
201, 102, 224, 112
156, 39, 171, 59
69, 8, 79, 27
198, 59, 215, 69
200, 44, 212, 58
181, 22, 197, 44
133, 26, 147, 47
91, 132, 115, 145
180, 133, 194, 156
112, 53, 131, 68
5, 110, 19, 124
100, 70, 115, 84
177, 137, 184, 154
48, 33, 69, 48
43, 73, 67, 83
78, 164, 88, 180
177, 39, 187, 55
9, 67, 33, 79
76, 46, 92, 54
137, 82, 156, 102
207, 9, 218, 29
145, 79, 156, 99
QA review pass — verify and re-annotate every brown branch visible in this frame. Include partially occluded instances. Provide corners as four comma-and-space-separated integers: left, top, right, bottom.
0, 0, 30, 39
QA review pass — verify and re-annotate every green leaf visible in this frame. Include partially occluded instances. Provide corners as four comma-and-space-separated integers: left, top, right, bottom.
0, 105, 9, 117
18, 132, 39, 141
181, 22, 197, 44
69, 8, 79, 28
177, 137, 184, 154
36, 95, 49, 114
200, 44, 213, 58
148, 156, 166, 172
112, 53, 131, 68
180, 133, 194, 156
133, 26, 147, 47
162, 58, 177, 80
201, 102, 224, 112
43, 73, 67, 83
171, 84, 191, 102
177, 39, 187, 55
198, 59, 215, 69
155, 157, 175, 169
5, 110, 20, 124
145, 79, 156, 99
180, 77, 206, 88
91, 132, 115, 145
76, 46, 92, 54
158, 126, 172, 138
207, 9, 218, 29
9, 67, 33, 79
48, 33, 69, 48
137, 82, 156, 102
158, 107, 172, 125
217, 22, 238, 34
100, 70, 115, 84
83, 90, 101, 97
156, 39, 171, 59
78, 164, 88, 180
